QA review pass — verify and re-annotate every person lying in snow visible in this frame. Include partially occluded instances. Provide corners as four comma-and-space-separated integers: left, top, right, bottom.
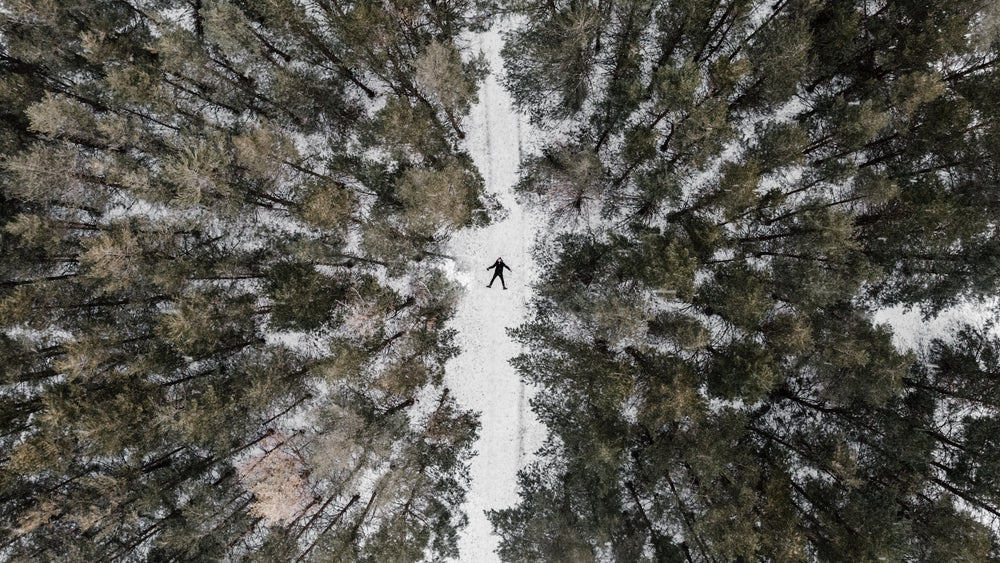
486, 257, 511, 289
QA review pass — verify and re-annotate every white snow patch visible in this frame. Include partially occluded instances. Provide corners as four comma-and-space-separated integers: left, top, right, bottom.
440, 27, 547, 562
874, 299, 1000, 352
263, 330, 329, 359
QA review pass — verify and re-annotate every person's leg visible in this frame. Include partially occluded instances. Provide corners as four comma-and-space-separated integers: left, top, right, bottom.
498, 271, 506, 289
488, 271, 500, 287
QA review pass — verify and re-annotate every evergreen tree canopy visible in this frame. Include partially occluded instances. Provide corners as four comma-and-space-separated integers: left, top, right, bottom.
0, 0, 493, 559
494, 0, 1000, 560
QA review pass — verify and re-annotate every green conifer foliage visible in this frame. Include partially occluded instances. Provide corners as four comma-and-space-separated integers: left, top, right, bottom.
495, 0, 1000, 559
0, 0, 494, 559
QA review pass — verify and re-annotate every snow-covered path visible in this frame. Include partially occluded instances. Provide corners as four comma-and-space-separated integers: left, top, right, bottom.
443, 29, 546, 562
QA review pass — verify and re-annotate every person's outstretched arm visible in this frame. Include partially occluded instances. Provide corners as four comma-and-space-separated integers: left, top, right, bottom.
504, 262, 512, 271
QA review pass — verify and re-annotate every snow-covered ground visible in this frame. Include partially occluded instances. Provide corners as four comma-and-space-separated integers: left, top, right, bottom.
443, 29, 547, 562
876, 300, 998, 353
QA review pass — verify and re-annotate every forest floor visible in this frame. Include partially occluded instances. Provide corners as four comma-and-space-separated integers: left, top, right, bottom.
441, 28, 547, 562
876, 303, 997, 352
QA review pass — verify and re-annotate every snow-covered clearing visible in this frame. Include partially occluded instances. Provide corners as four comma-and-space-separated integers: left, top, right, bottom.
443, 29, 546, 562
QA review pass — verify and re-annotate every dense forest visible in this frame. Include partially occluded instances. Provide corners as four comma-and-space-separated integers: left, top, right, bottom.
490, 0, 1000, 561
0, 0, 496, 560
3, 0, 1000, 561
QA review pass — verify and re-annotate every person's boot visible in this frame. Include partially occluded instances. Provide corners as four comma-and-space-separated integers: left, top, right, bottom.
487, 284, 492, 288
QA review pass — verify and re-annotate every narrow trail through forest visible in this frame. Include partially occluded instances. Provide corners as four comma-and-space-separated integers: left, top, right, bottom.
442, 29, 546, 562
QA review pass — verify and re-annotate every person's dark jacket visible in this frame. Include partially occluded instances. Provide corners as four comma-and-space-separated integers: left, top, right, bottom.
487, 260, 511, 273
